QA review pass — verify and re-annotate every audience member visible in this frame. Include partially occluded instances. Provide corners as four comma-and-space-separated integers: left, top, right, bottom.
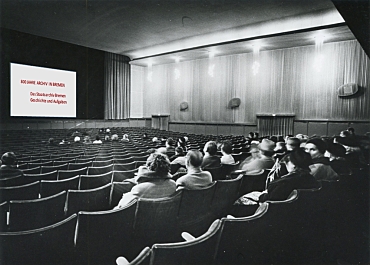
115, 153, 176, 209
165, 138, 176, 154
285, 137, 301, 151
176, 150, 213, 190
220, 141, 235, 165
111, 134, 119, 141
47, 138, 57, 146
93, 136, 103, 144
169, 146, 185, 162
121, 134, 130, 142
325, 142, 351, 175
304, 138, 339, 181
201, 141, 221, 169
177, 137, 187, 152
235, 148, 318, 204
0, 152, 24, 179
240, 139, 275, 175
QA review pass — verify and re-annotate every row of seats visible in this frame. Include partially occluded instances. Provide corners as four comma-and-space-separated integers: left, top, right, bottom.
122, 173, 368, 265
1, 175, 358, 265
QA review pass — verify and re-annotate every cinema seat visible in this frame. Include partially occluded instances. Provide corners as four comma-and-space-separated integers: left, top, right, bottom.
40, 175, 80, 198
75, 200, 137, 264
79, 171, 113, 190
0, 214, 78, 265
8, 191, 67, 231
58, 167, 88, 180
177, 182, 217, 236
66, 183, 112, 216
0, 181, 40, 201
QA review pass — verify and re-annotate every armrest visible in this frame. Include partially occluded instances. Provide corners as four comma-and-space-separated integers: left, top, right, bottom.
181, 232, 196, 242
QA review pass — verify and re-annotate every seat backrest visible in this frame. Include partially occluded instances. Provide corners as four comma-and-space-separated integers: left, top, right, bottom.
203, 166, 224, 181
75, 200, 137, 264
0, 214, 78, 265
220, 161, 240, 178
66, 183, 112, 215
110, 182, 137, 206
68, 161, 93, 170
24, 170, 58, 183
114, 161, 137, 171
58, 167, 88, 180
0, 181, 40, 201
150, 219, 222, 265
79, 171, 113, 190
40, 163, 68, 174
0, 175, 25, 187
40, 175, 80, 198
0, 201, 8, 232
22, 166, 41, 175
238, 169, 269, 196
133, 191, 183, 254
112, 169, 138, 182
177, 182, 217, 236
9, 191, 67, 231
211, 174, 243, 218
87, 164, 114, 175
92, 159, 114, 167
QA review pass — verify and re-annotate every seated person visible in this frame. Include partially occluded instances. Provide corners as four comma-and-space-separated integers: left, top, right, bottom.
177, 137, 187, 152
304, 138, 339, 181
111, 134, 119, 141
59, 139, 70, 145
235, 148, 319, 204
115, 153, 176, 209
169, 146, 186, 163
176, 150, 213, 190
93, 136, 103, 144
325, 142, 351, 175
83, 135, 92, 144
220, 141, 235, 165
201, 141, 221, 169
240, 139, 275, 175
74, 135, 81, 143
47, 138, 57, 146
165, 138, 176, 158
121, 134, 130, 142
0, 152, 24, 179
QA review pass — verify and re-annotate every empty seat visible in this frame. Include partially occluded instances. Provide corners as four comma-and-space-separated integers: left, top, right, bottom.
211, 174, 243, 218
0, 181, 40, 201
0, 201, 8, 231
87, 164, 114, 175
150, 219, 222, 265
22, 166, 41, 175
8, 191, 67, 231
40, 176, 80, 198
0, 214, 78, 265
40, 163, 68, 173
114, 161, 136, 171
66, 183, 112, 215
92, 159, 114, 167
24, 170, 58, 183
110, 182, 137, 206
58, 167, 88, 180
238, 169, 270, 197
68, 161, 93, 170
75, 200, 137, 264
112, 169, 138, 182
79, 171, 113, 190
178, 182, 217, 236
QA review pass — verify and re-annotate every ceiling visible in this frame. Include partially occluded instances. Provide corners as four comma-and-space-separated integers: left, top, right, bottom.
0, 0, 356, 66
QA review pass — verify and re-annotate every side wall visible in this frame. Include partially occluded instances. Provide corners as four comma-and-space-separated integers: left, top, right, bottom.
135, 40, 370, 126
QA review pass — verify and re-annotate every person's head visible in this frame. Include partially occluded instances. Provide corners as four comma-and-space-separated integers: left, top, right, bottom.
147, 148, 157, 154
286, 137, 301, 151
274, 142, 287, 153
48, 138, 54, 144
185, 150, 203, 168
248, 132, 255, 139
281, 148, 312, 173
347, 127, 355, 135
175, 146, 184, 156
247, 143, 259, 158
203, 141, 218, 156
95, 135, 100, 141
340, 130, 350, 137
304, 138, 327, 159
166, 137, 174, 147
258, 139, 276, 157
220, 141, 233, 155
146, 153, 170, 174
1, 152, 17, 166
325, 142, 346, 159
269, 135, 278, 143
